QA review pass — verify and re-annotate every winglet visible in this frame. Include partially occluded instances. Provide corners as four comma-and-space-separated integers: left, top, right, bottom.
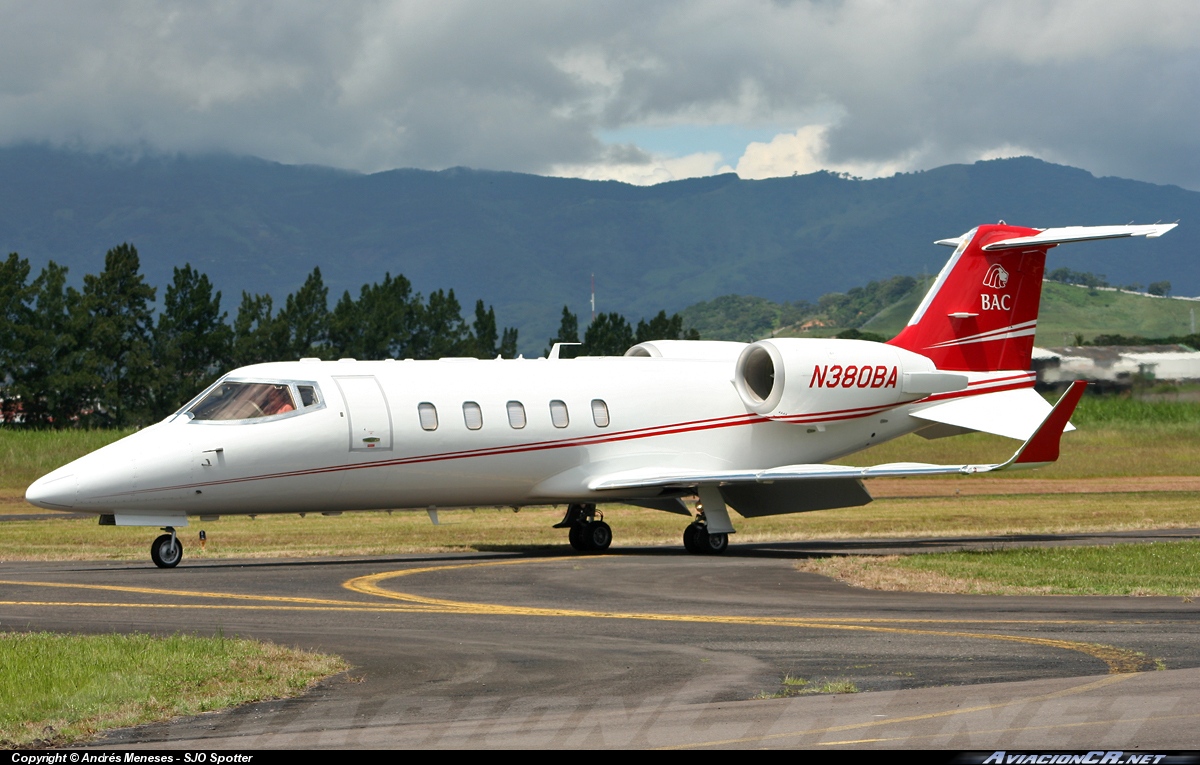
1008, 380, 1088, 467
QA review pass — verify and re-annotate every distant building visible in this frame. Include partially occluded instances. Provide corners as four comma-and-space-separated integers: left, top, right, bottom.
1032, 345, 1200, 392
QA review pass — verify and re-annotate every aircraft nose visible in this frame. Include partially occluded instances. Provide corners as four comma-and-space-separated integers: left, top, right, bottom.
26, 470, 79, 510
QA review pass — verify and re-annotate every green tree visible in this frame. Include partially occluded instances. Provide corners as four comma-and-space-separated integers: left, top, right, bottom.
415, 289, 469, 359
634, 310, 698, 343
152, 265, 232, 417
79, 244, 157, 427
328, 272, 420, 359
545, 305, 580, 357
10, 262, 92, 427
499, 327, 519, 359
1148, 281, 1172, 297
0, 254, 34, 423
277, 267, 329, 358
231, 292, 286, 366
581, 312, 634, 356
470, 299, 499, 358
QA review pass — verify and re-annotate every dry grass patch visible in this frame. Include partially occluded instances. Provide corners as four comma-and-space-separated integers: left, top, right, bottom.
795, 555, 1035, 595
753, 675, 859, 699
0, 631, 348, 748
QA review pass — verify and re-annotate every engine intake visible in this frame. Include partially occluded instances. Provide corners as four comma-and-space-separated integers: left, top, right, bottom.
733, 338, 965, 418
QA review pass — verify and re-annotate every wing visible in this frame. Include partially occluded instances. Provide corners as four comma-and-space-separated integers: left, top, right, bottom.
589, 380, 1087, 492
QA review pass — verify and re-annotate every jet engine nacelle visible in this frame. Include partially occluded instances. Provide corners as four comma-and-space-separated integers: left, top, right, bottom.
625, 340, 747, 360
732, 338, 967, 419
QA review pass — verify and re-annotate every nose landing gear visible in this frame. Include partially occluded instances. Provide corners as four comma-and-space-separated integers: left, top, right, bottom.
555, 503, 612, 552
150, 527, 183, 568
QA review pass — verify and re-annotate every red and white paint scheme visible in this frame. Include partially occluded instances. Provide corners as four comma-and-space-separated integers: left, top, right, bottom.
26, 222, 1176, 567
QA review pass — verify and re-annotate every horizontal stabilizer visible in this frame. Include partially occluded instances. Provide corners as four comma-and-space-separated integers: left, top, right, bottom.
589, 381, 1088, 493
981, 223, 1177, 251
909, 386, 1073, 441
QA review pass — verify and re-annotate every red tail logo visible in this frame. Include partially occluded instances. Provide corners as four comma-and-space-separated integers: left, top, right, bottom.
982, 263, 1009, 289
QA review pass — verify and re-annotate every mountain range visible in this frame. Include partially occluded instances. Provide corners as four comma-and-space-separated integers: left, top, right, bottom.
1, 146, 1196, 354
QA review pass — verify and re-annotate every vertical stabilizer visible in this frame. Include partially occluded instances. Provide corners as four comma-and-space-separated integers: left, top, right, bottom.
889, 224, 1048, 372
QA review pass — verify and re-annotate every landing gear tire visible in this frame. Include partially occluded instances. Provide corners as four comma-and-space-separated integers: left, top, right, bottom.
684, 522, 728, 555
697, 529, 728, 554
150, 533, 183, 568
568, 523, 587, 552
584, 520, 612, 551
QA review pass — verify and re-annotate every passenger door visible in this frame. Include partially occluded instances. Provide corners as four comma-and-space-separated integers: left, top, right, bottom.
334, 376, 394, 452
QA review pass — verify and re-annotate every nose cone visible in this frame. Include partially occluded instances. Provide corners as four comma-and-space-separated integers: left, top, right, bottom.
26, 469, 79, 509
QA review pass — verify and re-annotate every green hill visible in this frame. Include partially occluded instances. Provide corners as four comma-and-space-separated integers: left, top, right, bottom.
2, 147, 1198, 355
1031, 283, 1198, 346
699, 280, 1199, 346
858, 281, 1199, 346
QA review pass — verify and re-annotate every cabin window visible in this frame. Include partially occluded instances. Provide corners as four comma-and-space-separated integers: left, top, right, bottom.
463, 401, 483, 430
506, 401, 526, 429
298, 385, 320, 407
549, 400, 569, 428
591, 399, 610, 428
418, 402, 439, 431
189, 382, 297, 421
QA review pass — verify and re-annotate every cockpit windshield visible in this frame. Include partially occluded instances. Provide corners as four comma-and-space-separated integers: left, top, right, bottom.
188, 381, 319, 421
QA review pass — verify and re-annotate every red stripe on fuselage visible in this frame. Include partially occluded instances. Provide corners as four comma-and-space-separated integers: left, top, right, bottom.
114, 377, 1036, 498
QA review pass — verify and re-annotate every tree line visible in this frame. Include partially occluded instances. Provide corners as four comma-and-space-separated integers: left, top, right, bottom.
1047, 267, 1172, 297
0, 245, 697, 428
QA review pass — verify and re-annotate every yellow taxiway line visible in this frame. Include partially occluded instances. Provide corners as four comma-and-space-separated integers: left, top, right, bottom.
0, 556, 1159, 674
344, 560, 1155, 674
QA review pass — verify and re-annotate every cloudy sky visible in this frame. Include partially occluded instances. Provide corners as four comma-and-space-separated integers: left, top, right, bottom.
2, 1, 1198, 188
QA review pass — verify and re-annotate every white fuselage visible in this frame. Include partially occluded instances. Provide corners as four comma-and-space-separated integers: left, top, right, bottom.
27, 339, 1031, 522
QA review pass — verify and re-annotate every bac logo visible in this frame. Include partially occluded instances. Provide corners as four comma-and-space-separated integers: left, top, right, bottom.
982, 264, 1009, 289
981, 293, 1012, 311
810, 365, 898, 389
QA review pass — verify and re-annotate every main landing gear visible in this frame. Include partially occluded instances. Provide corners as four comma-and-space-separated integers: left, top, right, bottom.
682, 511, 729, 555
150, 526, 183, 568
555, 503, 612, 552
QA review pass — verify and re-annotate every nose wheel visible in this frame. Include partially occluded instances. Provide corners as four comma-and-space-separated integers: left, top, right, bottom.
150, 527, 183, 568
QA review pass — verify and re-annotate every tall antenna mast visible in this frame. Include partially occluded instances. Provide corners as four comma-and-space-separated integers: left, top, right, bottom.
590, 273, 595, 322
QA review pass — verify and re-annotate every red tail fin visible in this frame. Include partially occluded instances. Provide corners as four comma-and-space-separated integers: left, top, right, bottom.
889, 224, 1048, 372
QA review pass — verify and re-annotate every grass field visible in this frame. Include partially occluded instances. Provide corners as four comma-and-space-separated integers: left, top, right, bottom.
0, 631, 347, 748
0, 427, 132, 493
797, 541, 1200, 597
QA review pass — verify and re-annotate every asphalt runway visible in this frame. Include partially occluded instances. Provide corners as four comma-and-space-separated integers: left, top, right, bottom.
2, 534, 1199, 749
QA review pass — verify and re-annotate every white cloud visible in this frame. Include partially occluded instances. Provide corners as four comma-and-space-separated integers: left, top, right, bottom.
0, 1, 1197, 187
732, 126, 920, 181
549, 150, 725, 185
733, 126, 830, 180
